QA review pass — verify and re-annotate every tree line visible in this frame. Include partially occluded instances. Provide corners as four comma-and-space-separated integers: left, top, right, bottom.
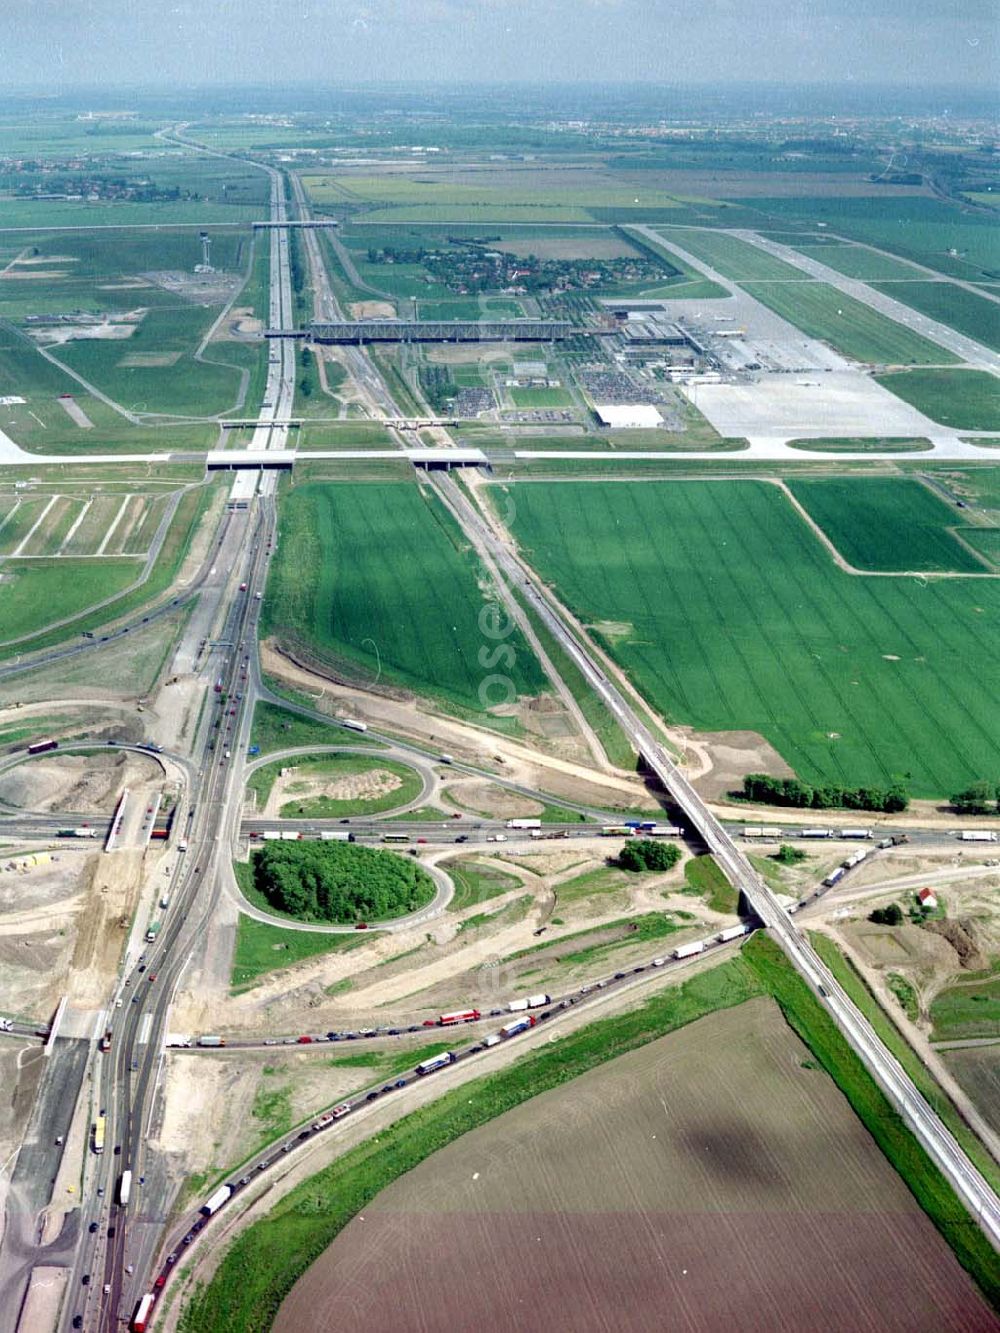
950, 781, 1000, 815
741, 774, 909, 814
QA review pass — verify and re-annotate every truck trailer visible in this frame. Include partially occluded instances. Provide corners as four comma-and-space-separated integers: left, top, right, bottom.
319, 830, 355, 842
506, 818, 541, 830
501, 1015, 537, 1038
416, 1052, 456, 1076
958, 830, 998, 843
672, 940, 706, 960
438, 1009, 481, 1026
200, 1184, 233, 1217
117, 1170, 133, 1207
342, 718, 368, 733
716, 924, 750, 944
131, 1294, 155, 1333
198, 1035, 226, 1047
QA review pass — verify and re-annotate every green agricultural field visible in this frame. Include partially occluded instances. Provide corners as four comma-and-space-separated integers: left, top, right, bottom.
869, 282, 1000, 353
503, 479, 1000, 797
787, 478, 986, 573
961, 528, 1000, 567
875, 370, 1000, 430
261, 481, 547, 718
656, 228, 809, 281
741, 197, 1000, 284
930, 970, 1000, 1042
742, 281, 957, 365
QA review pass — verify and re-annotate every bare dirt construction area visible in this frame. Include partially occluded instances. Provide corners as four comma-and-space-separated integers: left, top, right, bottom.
441, 778, 544, 820
0, 851, 92, 1017
152, 1049, 378, 1201
275, 996, 993, 1333
0, 1043, 46, 1162
263, 765, 403, 818
687, 728, 796, 801
0, 750, 160, 815
347, 300, 396, 319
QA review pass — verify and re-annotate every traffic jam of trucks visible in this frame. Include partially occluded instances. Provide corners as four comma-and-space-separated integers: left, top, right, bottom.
132, 919, 783, 1325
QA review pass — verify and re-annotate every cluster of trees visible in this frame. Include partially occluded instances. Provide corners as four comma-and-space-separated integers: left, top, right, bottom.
742, 774, 909, 814
618, 839, 681, 873
869, 903, 904, 926
252, 842, 434, 924
950, 781, 1000, 815
774, 844, 806, 866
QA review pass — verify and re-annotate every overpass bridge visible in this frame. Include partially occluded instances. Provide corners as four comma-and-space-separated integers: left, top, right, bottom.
205, 446, 488, 471
252, 219, 340, 229
266, 318, 576, 345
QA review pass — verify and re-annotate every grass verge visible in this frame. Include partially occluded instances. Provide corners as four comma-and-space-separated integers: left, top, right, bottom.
683, 854, 739, 913
250, 701, 385, 756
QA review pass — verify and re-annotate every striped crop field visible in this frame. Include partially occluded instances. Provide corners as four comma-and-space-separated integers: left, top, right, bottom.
504, 479, 1000, 797
786, 478, 990, 573
262, 481, 548, 716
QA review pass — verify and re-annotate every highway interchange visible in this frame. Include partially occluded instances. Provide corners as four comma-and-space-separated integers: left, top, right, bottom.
0, 144, 997, 1333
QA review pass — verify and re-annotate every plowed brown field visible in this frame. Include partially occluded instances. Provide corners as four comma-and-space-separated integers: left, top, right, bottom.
275, 997, 997, 1333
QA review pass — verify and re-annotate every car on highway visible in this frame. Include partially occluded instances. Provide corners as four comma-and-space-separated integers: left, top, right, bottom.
297, 1035, 312, 1044
81, 1275, 90, 1286
73, 1317, 83, 1329
88, 1221, 98, 1234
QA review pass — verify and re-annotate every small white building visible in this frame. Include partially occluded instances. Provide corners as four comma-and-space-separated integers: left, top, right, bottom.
594, 403, 662, 429
917, 887, 938, 910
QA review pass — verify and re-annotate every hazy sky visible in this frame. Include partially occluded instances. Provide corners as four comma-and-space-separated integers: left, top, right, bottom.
3, 0, 996, 90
